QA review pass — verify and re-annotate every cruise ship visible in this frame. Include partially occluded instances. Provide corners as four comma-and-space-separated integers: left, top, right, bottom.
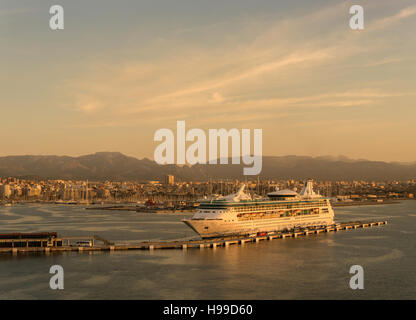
183, 180, 334, 238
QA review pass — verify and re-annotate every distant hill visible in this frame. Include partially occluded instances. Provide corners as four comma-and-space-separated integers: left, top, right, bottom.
0, 152, 415, 181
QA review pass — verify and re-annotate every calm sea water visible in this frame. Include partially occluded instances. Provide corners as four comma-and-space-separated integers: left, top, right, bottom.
0, 201, 415, 299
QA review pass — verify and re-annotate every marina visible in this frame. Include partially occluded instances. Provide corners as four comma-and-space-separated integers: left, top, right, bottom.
1, 200, 413, 300
0, 220, 387, 255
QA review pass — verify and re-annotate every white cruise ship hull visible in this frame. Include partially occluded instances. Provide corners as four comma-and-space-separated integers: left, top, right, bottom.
184, 213, 334, 238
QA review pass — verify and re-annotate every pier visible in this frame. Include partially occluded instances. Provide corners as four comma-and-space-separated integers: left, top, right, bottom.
0, 220, 388, 255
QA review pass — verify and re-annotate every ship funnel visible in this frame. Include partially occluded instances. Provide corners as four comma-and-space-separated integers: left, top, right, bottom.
300, 179, 321, 198
223, 184, 251, 202
237, 184, 246, 194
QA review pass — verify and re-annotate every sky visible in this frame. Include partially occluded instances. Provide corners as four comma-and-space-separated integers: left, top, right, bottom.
1, 0, 415, 162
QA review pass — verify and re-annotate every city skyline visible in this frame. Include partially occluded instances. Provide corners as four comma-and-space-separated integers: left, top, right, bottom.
1, 0, 416, 162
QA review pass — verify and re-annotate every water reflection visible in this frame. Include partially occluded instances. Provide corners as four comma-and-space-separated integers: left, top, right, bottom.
0, 201, 415, 299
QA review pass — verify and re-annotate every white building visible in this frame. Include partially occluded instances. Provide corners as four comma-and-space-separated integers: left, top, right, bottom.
0, 184, 12, 198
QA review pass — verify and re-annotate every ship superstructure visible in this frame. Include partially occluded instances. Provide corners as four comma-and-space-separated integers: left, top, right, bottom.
183, 180, 334, 238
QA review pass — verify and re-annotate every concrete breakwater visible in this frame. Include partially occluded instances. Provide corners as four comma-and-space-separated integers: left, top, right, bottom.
0, 220, 388, 255
85, 205, 195, 213
332, 200, 399, 207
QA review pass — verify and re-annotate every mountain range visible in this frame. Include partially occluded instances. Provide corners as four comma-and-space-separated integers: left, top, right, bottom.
0, 152, 415, 181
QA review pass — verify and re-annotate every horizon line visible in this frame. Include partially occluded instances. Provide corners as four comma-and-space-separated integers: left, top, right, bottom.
0, 151, 414, 165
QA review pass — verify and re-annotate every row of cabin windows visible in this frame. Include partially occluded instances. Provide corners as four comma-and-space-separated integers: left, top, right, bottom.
231, 204, 327, 213
237, 209, 320, 218
199, 203, 328, 213
200, 202, 326, 211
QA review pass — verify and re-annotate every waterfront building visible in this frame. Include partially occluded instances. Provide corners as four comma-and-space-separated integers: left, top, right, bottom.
165, 175, 175, 185
0, 184, 11, 199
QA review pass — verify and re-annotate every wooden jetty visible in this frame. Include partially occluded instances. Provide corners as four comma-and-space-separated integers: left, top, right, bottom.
0, 220, 388, 255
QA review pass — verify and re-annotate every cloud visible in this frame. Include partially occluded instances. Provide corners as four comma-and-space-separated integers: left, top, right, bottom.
74, 95, 102, 113
211, 92, 225, 103
150, 50, 333, 101
370, 5, 416, 30
363, 57, 405, 68
59, 1, 415, 129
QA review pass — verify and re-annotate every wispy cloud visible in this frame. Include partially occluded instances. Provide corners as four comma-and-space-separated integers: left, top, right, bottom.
150, 50, 332, 101
59, 1, 415, 130
363, 57, 405, 68
370, 5, 416, 30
